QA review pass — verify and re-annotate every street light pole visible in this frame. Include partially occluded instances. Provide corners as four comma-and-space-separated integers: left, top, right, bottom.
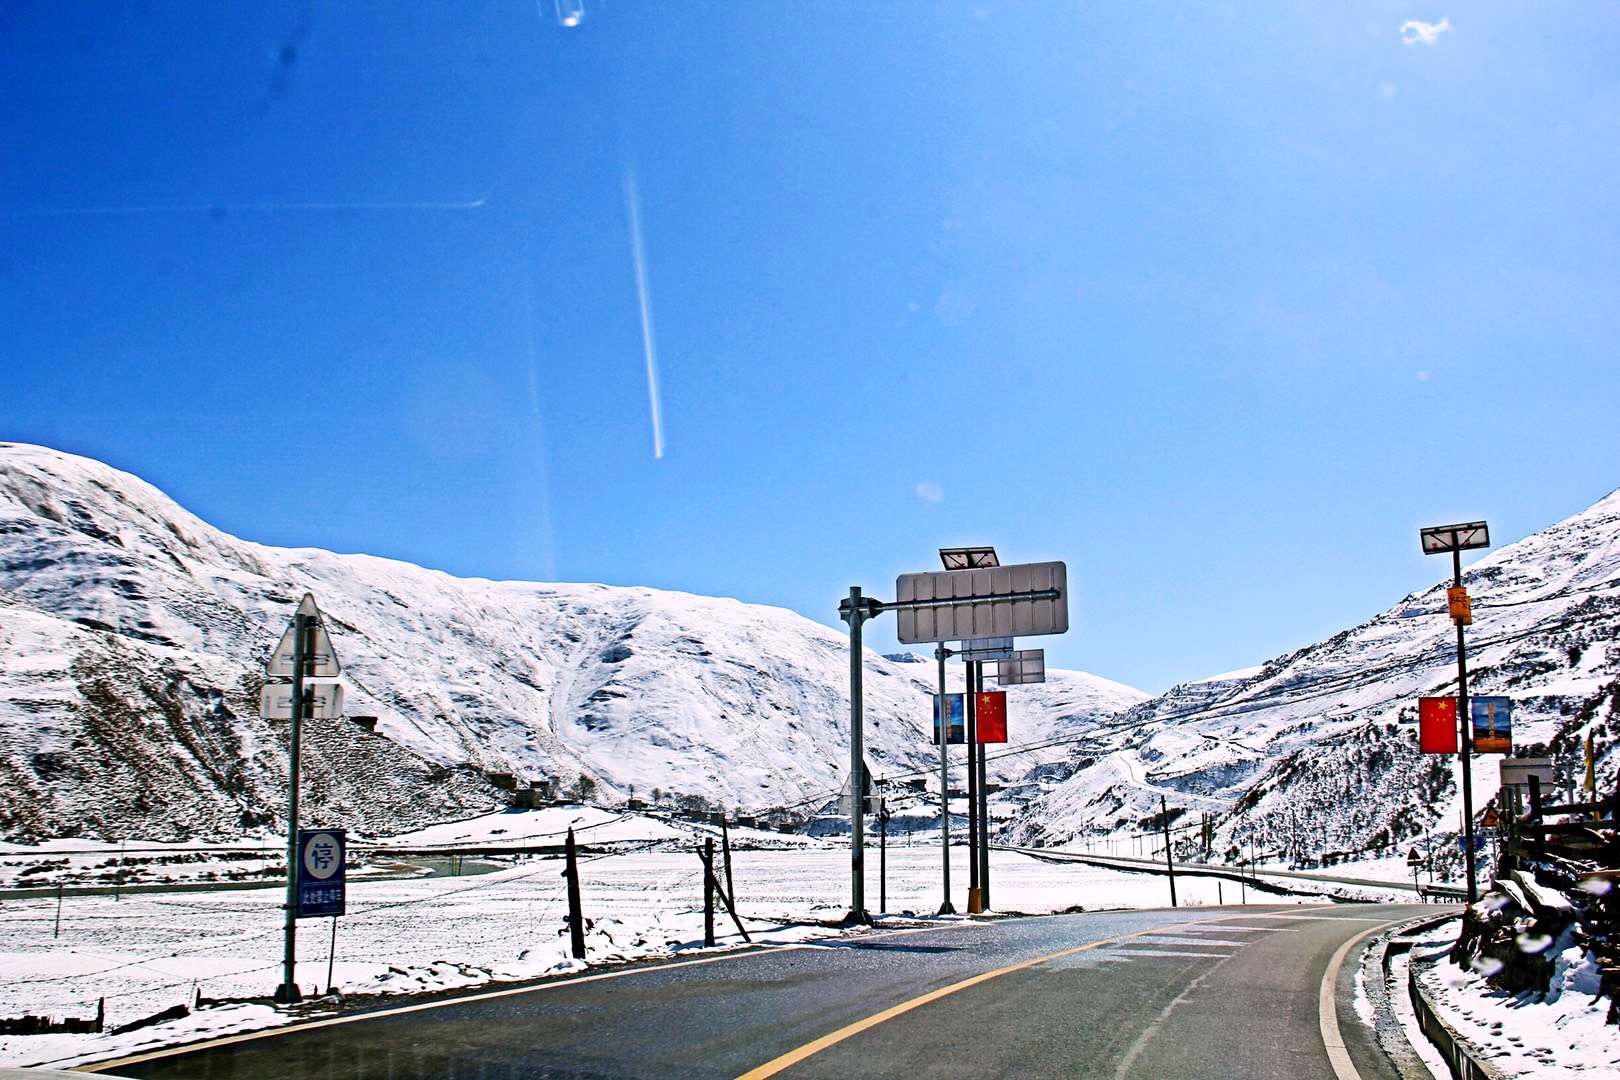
1452, 548, 1478, 904
276, 613, 307, 1004
841, 586, 869, 925
1420, 520, 1489, 906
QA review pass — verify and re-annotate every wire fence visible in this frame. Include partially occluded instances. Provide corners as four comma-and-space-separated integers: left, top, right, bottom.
0, 835, 751, 1028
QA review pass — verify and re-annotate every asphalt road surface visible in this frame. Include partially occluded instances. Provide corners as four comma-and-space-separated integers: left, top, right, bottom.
92, 903, 1438, 1080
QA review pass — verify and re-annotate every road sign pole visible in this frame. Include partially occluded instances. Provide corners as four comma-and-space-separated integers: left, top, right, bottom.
276, 612, 307, 1004
1453, 549, 1478, 904
965, 661, 981, 913
843, 586, 868, 925
976, 662, 991, 909
934, 645, 955, 915
1161, 795, 1178, 908
879, 792, 887, 914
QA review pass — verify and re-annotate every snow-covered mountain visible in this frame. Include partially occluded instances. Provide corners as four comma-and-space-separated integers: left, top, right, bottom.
0, 444, 1143, 842
1009, 487, 1620, 871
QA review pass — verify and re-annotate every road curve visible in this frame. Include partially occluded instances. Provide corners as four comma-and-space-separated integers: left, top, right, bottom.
89, 903, 1435, 1080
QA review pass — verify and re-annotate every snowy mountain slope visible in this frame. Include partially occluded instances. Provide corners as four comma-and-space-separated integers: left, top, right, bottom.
0, 444, 1142, 841
1010, 487, 1620, 868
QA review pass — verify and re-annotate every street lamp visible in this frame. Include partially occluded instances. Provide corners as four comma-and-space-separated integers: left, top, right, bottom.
1420, 519, 1490, 903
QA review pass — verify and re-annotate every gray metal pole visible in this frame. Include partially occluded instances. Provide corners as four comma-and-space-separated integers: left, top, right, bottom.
976, 660, 990, 909
1453, 549, 1478, 904
277, 612, 307, 1003
935, 645, 955, 915
965, 660, 980, 912
845, 586, 867, 924
879, 792, 887, 914
1161, 794, 1178, 908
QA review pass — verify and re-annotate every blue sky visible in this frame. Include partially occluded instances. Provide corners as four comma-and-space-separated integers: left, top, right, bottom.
4, 3, 1617, 693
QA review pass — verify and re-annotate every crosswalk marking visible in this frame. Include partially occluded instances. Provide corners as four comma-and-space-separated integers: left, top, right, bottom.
1219, 913, 1388, 923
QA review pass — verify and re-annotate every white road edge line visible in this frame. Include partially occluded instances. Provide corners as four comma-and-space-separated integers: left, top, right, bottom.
1317, 914, 1416, 1080
78, 920, 987, 1073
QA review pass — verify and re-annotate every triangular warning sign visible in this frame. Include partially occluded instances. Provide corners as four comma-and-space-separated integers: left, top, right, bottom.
265, 593, 341, 677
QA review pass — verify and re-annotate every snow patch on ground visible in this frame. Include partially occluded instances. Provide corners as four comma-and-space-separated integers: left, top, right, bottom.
1411, 921, 1620, 1078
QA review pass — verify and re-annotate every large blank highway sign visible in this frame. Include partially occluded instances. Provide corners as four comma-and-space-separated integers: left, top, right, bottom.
895, 561, 1068, 644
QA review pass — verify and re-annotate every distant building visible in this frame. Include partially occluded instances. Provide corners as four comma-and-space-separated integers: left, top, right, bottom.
511, 779, 555, 808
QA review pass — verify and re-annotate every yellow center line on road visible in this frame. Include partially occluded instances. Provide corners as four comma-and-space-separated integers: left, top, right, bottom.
735, 920, 1201, 1080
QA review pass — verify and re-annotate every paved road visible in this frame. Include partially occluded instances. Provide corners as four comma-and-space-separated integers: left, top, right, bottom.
92, 903, 1435, 1080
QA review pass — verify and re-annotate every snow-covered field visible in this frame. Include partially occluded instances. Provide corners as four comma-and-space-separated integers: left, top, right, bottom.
0, 843, 1355, 1070
1408, 919, 1620, 1078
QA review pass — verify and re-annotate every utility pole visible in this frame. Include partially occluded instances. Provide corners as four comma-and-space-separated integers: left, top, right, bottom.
934, 644, 955, 915
276, 611, 307, 1004
1161, 795, 1178, 908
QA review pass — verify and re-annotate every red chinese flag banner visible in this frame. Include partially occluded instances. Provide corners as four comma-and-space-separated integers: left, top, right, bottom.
975, 691, 1008, 743
1418, 696, 1458, 754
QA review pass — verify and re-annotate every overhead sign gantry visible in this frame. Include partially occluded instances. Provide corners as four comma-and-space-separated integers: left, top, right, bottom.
836, 556, 1068, 923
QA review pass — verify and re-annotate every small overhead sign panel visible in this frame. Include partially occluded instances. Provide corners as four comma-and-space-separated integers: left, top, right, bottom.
1500, 757, 1555, 787
837, 764, 877, 816
266, 593, 341, 678
895, 561, 1068, 645
997, 649, 1046, 686
1420, 521, 1490, 555
959, 636, 1015, 662
260, 683, 345, 721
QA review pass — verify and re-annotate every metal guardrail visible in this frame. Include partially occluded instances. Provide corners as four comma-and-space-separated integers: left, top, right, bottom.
1388, 914, 1507, 1080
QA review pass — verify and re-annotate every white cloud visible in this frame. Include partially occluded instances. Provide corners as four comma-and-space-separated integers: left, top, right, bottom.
1400, 17, 1451, 46
1415, 370, 1431, 381
915, 481, 945, 504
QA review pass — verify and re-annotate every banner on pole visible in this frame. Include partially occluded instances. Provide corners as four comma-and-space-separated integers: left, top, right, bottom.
1418, 697, 1458, 754
1471, 696, 1512, 754
932, 693, 965, 745
974, 691, 1007, 742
